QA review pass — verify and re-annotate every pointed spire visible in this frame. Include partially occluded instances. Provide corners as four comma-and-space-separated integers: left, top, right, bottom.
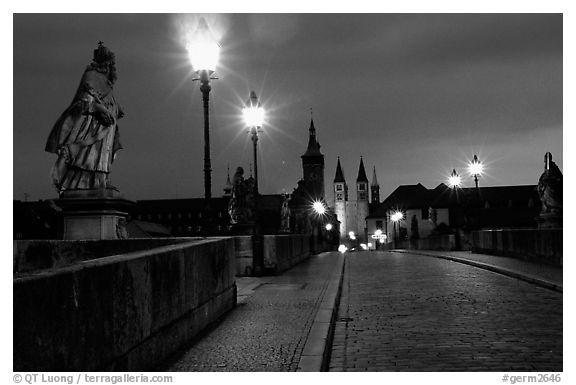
357, 156, 368, 183
334, 156, 346, 183
223, 164, 233, 196
302, 113, 323, 158
371, 166, 379, 186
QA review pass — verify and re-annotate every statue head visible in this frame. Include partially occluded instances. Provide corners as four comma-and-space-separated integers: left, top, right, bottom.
91, 42, 117, 83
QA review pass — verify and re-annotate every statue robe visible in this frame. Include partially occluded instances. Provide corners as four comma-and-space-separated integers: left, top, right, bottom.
45, 67, 123, 191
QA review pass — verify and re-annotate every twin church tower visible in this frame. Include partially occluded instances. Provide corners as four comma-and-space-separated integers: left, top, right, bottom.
300, 118, 380, 242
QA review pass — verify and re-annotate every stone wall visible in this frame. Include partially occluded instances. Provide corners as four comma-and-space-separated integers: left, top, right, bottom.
471, 229, 562, 266
234, 234, 311, 276
263, 234, 311, 274
13, 238, 236, 371
14, 238, 201, 275
395, 235, 456, 251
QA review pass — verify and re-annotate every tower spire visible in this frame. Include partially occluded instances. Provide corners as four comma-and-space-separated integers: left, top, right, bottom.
334, 157, 345, 183
356, 156, 368, 183
370, 165, 380, 204
371, 166, 379, 186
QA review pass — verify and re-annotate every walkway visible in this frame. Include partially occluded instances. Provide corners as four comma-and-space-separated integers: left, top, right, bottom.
329, 251, 562, 371
162, 252, 344, 372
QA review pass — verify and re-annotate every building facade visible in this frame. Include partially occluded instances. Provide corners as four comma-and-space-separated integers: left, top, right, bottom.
332, 157, 378, 244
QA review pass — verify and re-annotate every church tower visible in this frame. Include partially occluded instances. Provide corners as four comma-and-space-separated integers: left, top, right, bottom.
301, 118, 325, 201
223, 165, 233, 197
333, 157, 347, 237
356, 157, 370, 242
370, 166, 380, 204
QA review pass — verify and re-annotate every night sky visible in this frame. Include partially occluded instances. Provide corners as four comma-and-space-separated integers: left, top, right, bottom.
13, 13, 562, 203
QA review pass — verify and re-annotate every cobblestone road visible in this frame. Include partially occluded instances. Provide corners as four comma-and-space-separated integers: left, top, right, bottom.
163, 253, 341, 372
329, 251, 562, 372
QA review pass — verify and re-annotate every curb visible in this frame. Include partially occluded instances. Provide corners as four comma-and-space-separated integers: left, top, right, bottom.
297, 252, 346, 372
393, 250, 562, 293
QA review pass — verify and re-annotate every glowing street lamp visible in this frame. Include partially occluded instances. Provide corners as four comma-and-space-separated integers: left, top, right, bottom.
243, 91, 265, 195
325, 223, 333, 231
312, 201, 326, 215
187, 17, 221, 201
391, 210, 403, 247
448, 169, 461, 189
468, 155, 483, 190
348, 231, 356, 240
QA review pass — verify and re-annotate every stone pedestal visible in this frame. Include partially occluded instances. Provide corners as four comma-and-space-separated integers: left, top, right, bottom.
57, 188, 135, 240
537, 213, 563, 229
230, 223, 257, 236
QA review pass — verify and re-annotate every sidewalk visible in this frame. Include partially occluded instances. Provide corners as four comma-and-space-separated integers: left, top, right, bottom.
394, 250, 562, 292
163, 251, 344, 372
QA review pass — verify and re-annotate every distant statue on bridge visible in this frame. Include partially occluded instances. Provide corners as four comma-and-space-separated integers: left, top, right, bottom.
228, 167, 256, 225
280, 193, 291, 233
537, 152, 562, 228
537, 152, 562, 215
45, 42, 125, 194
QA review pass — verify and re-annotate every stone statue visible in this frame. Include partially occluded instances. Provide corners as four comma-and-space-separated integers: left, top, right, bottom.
280, 193, 291, 232
45, 42, 125, 193
228, 167, 256, 225
537, 152, 563, 215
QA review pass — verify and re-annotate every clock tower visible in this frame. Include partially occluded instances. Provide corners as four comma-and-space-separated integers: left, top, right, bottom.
301, 118, 325, 201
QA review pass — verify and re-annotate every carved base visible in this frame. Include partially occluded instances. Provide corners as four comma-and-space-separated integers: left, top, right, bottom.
57, 188, 135, 240
537, 213, 563, 229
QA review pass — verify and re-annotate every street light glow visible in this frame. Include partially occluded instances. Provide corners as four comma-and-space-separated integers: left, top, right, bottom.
348, 231, 356, 240
448, 169, 461, 188
391, 211, 403, 222
243, 91, 265, 127
374, 229, 382, 236
468, 155, 483, 177
186, 18, 220, 73
338, 244, 348, 253
312, 201, 326, 215
325, 223, 333, 231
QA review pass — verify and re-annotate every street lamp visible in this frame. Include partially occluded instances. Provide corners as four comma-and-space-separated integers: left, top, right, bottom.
187, 17, 220, 201
243, 91, 265, 195
448, 168, 462, 250
468, 155, 483, 190
391, 210, 403, 248
448, 168, 461, 189
312, 200, 326, 216
325, 223, 333, 231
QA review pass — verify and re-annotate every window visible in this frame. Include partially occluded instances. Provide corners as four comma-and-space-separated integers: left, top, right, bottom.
359, 192, 367, 200
336, 193, 343, 201
421, 208, 429, 220
358, 183, 366, 191
336, 184, 343, 191
376, 220, 383, 230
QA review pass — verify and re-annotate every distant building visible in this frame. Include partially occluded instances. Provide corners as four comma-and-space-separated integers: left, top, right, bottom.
332, 157, 377, 243
366, 183, 541, 245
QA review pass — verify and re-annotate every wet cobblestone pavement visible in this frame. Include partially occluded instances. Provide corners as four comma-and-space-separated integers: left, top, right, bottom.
329, 251, 562, 372
164, 252, 342, 371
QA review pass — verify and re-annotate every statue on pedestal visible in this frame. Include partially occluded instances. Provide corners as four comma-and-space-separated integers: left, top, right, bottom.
537, 152, 562, 228
228, 167, 256, 225
43, 42, 133, 240
280, 193, 291, 233
45, 42, 124, 193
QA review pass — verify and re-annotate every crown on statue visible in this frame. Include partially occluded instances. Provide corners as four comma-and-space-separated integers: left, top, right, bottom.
93, 41, 115, 64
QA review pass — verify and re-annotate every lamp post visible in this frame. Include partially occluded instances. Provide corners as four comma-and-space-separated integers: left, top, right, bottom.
468, 155, 483, 191
187, 17, 220, 202
448, 169, 462, 250
391, 210, 403, 249
243, 91, 265, 195
448, 168, 461, 190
